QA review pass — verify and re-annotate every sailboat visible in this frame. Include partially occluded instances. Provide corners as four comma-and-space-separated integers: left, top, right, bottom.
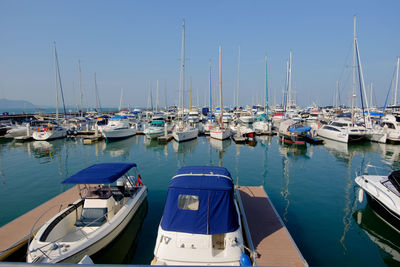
203, 60, 216, 135
32, 42, 67, 141
254, 55, 272, 135
210, 45, 231, 140
172, 20, 198, 142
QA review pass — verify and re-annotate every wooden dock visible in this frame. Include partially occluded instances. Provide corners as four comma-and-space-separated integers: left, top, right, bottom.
0, 186, 81, 261
236, 186, 308, 267
157, 134, 173, 143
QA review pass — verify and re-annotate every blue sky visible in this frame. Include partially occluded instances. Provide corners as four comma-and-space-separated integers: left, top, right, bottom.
0, 0, 399, 109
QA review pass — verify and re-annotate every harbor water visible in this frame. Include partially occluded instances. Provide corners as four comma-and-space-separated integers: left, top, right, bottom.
0, 135, 400, 266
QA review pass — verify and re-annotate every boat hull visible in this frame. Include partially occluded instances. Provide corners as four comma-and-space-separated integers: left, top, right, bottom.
32, 128, 67, 141
102, 128, 136, 140
210, 128, 231, 140
28, 186, 147, 264
173, 128, 198, 142
317, 127, 349, 143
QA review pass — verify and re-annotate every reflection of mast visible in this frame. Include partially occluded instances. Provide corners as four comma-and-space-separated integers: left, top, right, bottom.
340, 150, 361, 251
281, 154, 290, 223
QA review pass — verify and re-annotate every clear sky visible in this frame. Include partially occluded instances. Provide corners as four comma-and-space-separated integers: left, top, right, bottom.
0, 0, 399, 109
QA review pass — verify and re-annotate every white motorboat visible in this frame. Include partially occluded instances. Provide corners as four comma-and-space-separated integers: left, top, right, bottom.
172, 122, 198, 142
380, 115, 400, 143
32, 122, 67, 141
152, 166, 246, 265
27, 163, 147, 264
101, 116, 136, 141
317, 123, 349, 143
144, 117, 166, 139
355, 170, 400, 232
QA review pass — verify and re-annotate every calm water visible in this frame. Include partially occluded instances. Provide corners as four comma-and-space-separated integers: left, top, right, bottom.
1, 135, 400, 266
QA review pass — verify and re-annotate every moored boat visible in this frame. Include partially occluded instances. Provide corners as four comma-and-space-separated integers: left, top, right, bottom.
152, 166, 246, 265
355, 170, 400, 232
27, 162, 147, 264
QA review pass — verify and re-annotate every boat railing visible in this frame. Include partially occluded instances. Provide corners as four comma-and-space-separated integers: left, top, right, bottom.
27, 200, 122, 262
27, 185, 142, 262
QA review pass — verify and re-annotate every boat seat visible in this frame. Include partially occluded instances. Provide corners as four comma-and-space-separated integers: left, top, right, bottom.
75, 208, 107, 227
110, 187, 125, 201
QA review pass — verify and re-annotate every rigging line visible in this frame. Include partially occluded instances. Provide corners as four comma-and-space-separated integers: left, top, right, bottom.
355, 40, 366, 126
55, 47, 67, 116
383, 64, 398, 111
338, 40, 354, 84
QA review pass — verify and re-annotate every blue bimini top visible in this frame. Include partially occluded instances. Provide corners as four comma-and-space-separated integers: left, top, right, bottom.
61, 163, 136, 184
160, 166, 239, 235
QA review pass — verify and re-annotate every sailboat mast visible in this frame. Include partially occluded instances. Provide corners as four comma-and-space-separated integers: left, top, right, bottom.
288, 51, 293, 107
156, 80, 159, 112
78, 60, 83, 117
209, 59, 212, 118
219, 45, 223, 128
265, 55, 269, 121
236, 46, 240, 108
189, 77, 192, 110
119, 88, 123, 111
180, 19, 185, 118
352, 16, 357, 124
53, 42, 59, 121
394, 57, 400, 106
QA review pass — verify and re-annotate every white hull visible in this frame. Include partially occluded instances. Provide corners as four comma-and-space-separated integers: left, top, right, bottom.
173, 127, 198, 142
317, 126, 349, 143
144, 128, 164, 139
239, 116, 253, 124
210, 128, 231, 140
28, 186, 147, 263
102, 127, 136, 140
32, 127, 67, 141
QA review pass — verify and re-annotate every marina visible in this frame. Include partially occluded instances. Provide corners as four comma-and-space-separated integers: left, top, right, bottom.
0, 133, 400, 265
1, 1, 400, 265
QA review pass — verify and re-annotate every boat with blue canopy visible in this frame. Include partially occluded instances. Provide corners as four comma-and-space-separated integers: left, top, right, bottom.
27, 162, 147, 264
152, 166, 246, 265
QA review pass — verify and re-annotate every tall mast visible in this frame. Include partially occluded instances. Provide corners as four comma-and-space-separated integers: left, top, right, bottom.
78, 60, 83, 117
119, 88, 123, 111
352, 16, 357, 124
219, 45, 223, 128
156, 80, 159, 112
394, 57, 400, 106
265, 55, 269, 121
209, 59, 212, 118
180, 19, 185, 117
288, 51, 293, 107
236, 46, 240, 108
189, 76, 192, 110
94, 72, 101, 113
53, 42, 59, 121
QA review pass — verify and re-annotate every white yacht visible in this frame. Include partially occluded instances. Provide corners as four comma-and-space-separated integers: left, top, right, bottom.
317, 117, 367, 143
152, 166, 246, 265
32, 121, 67, 141
355, 170, 400, 232
380, 115, 400, 143
101, 116, 136, 141
172, 122, 198, 142
187, 110, 200, 123
27, 163, 147, 264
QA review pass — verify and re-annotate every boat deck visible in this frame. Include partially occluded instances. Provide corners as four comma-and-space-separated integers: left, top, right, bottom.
236, 186, 308, 267
0, 186, 81, 261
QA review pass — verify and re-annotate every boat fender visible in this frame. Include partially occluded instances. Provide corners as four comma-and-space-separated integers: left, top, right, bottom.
240, 253, 251, 266
358, 188, 364, 203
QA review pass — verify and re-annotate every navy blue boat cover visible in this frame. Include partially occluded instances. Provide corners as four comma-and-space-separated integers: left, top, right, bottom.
161, 166, 239, 235
61, 163, 136, 184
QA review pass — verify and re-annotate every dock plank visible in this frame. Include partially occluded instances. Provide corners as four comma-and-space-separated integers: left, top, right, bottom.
0, 186, 81, 260
237, 186, 307, 267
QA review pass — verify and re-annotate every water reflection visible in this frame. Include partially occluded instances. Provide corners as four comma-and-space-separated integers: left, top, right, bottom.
32, 141, 55, 159
172, 138, 198, 154
144, 137, 169, 156
92, 200, 148, 264
353, 205, 400, 266
209, 137, 231, 151
103, 136, 137, 158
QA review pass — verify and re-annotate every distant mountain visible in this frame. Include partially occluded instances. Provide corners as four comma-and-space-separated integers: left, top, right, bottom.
0, 98, 36, 109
